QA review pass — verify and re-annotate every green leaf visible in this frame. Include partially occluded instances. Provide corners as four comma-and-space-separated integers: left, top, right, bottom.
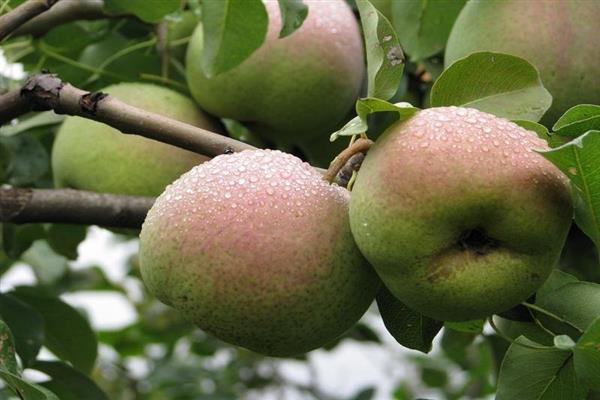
554, 335, 576, 350
330, 98, 418, 141
34, 361, 109, 400
445, 319, 485, 334
496, 337, 586, 400
431, 52, 552, 122
0, 319, 18, 375
0, 369, 59, 400
45, 224, 87, 260
12, 289, 97, 374
376, 286, 442, 353
349, 387, 375, 400
22, 241, 69, 285
574, 317, 600, 390
513, 119, 551, 141
201, 0, 268, 77
2, 224, 46, 259
221, 118, 266, 148
536, 270, 579, 299
553, 104, 600, 137
421, 366, 448, 388
356, 0, 404, 100
536, 282, 600, 332
104, 0, 181, 23
0, 294, 44, 368
391, 0, 466, 61
0, 134, 49, 186
541, 131, 600, 249
277, 0, 308, 38
0, 112, 64, 137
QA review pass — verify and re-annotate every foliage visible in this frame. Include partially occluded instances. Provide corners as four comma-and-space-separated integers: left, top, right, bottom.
0, 0, 599, 398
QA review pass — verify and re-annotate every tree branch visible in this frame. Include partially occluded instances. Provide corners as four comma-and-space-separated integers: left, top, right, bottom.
0, 89, 31, 123
0, 0, 59, 41
0, 187, 153, 228
6, 73, 256, 157
11, 0, 116, 38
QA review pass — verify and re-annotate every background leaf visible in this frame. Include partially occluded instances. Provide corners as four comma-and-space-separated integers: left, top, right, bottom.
104, 0, 181, 23
0, 293, 44, 367
34, 361, 109, 400
12, 289, 98, 374
431, 52, 552, 121
201, 0, 268, 77
376, 286, 442, 353
277, 0, 308, 38
391, 0, 467, 61
356, 0, 404, 100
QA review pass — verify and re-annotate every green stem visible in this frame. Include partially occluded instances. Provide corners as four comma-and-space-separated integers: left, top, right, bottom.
139, 73, 188, 92
521, 302, 584, 333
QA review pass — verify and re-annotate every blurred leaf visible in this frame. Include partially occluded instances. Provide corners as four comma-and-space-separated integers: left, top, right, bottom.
392, 0, 466, 61
0, 293, 44, 367
330, 98, 418, 141
201, 0, 268, 77
553, 104, 600, 137
12, 288, 97, 374
441, 328, 477, 368
277, 0, 308, 38
45, 224, 87, 260
0, 369, 59, 400
431, 52, 552, 122
536, 269, 579, 299
0, 319, 18, 375
41, 23, 92, 54
1, 224, 46, 259
421, 366, 448, 388
59, 266, 123, 293
221, 118, 266, 147
104, 0, 181, 22
376, 286, 442, 353
34, 361, 109, 400
574, 317, 600, 390
356, 0, 404, 100
22, 241, 69, 285
541, 131, 600, 250
496, 337, 586, 400
0, 112, 64, 137
536, 282, 600, 332
350, 386, 375, 400
0, 134, 49, 186
445, 320, 485, 334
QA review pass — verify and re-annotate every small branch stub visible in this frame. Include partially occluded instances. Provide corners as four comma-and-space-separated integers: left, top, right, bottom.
323, 138, 373, 186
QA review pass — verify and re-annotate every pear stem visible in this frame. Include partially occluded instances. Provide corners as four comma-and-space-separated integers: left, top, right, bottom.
323, 138, 373, 185
521, 302, 583, 333
487, 317, 549, 350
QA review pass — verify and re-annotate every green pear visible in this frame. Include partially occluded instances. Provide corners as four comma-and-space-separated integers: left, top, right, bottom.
445, 0, 600, 124
166, 11, 200, 62
349, 107, 573, 321
52, 83, 219, 197
139, 149, 380, 356
185, 0, 364, 142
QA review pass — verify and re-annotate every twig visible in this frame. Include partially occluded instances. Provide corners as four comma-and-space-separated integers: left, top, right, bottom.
0, 187, 154, 228
0, 0, 59, 41
11, 0, 113, 38
3, 73, 256, 157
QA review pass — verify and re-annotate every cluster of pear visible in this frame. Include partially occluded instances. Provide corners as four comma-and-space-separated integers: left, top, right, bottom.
49, 0, 580, 356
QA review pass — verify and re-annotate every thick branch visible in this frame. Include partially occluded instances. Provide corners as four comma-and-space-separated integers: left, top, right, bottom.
0, 187, 153, 228
12, 73, 256, 157
0, 89, 31, 123
0, 0, 59, 41
12, 0, 111, 38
